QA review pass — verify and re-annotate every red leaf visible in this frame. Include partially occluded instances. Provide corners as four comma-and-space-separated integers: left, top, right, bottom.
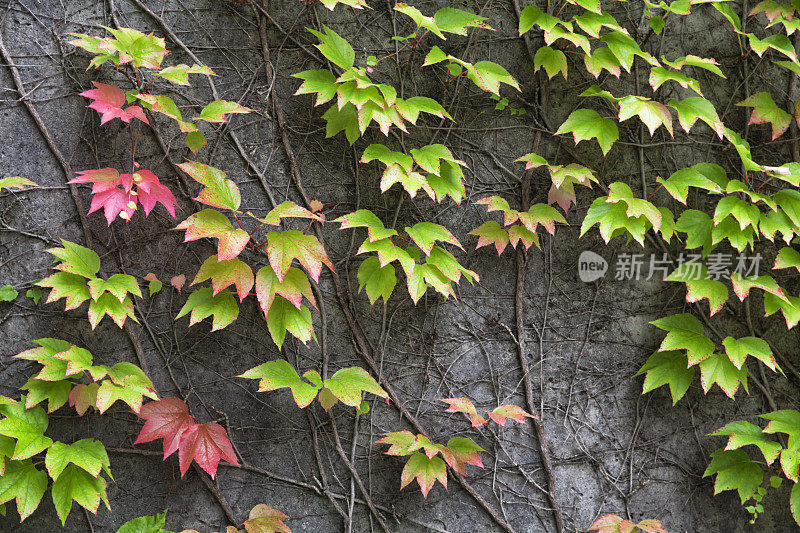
178, 422, 239, 478
171, 274, 186, 293
135, 397, 197, 459
486, 404, 536, 426
80, 82, 149, 125
130, 170, 177, 217
90, 187, 136, 225
439, 397, 487, 427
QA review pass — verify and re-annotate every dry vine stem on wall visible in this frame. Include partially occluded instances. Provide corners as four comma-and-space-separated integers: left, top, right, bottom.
2, 0, 800, 532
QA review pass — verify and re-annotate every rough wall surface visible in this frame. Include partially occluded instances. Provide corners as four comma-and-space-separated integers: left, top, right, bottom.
0, 0, 796, 532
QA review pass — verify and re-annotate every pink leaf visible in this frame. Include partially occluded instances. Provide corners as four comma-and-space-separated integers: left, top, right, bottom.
171, 274, 186, 293
439, 397, 487, 427
135, 397, 197, 459
79, 82, 149, 125
177, 422, 239, 478
486, 404, 536, 426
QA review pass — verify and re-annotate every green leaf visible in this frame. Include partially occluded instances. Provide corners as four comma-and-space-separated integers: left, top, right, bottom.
185, 131, 206, 154
722, 336, 777, 371
737, 92, 791, 140
519, 5, 561, 35
618, 95, 674, 136
725, 128, 763, 172
400, 452, 447, 498
51, 464, 110, 526
25, 287, 42, 305
651, 313, 714, 365
309, 26, 355, 69
177, 161, 241, 211
103, 26, 167, 69
761, 410, 800, 449
322, 103, 361, 144
255, 265, 315, 315
394, 3, 446, 39
148, 279, 163, 296
703, 449, 762, 504
601, 30, 658, 71
0, 285, 17, 302
636, 350, 694, 404
266, 296, 314, 348
357, 256, 397, 304
239, 359, 319, 408
583, 47, 622, 78
775, 247, 800, 273
534, 46, 567, 80
37, 272, 91, 310
749, 33, 798, 63
134, 94, 197, 132
649, 67, 702, 95
0, 459, 47, 521
196, 100, 252, 123
664, 263, 728, 316
668, 97, 725, 138
87, 273, 142, 303
433, 7, 491, 35
47, 240, 101, 279
710, 421, 781, 465
266, 230, 332, 283
175, 209, 250, 261
192, 255, 254, 302
698, 352, 748, 398
791, 483, 800, 525
655, 163, 725, 204
176, 287, 238, 332
20, 379, 71, 413
45, 439, 111, 481
0, 400, 53, 460
675, 209, 715, 256
468, 221, 509, 255
88, 293, 137, 329
555, 108, 619, 155
405, 222, 462, 255
649, 15, 665, 34
117, 510, 170, 533
323, 366, 388, 408
764, 292, 800, 330
155, 63, 214, 85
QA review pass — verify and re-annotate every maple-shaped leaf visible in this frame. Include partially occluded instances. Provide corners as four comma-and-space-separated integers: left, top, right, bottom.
636, 350, 695, 404
117, 510, 169, 533
400, 452, 447, 498
534, 46, 568, 80
241, 503, 291, 533
45, 439, 112, 481
703, 449, 763, 504
266, 296, 314, 348
176, 287, 239, 332
486, 404, 536, 426
51, 463, 110, 525
175, 209, 250, 261
651, 313, 714, 365
14, 338, 79, 382
664, 263, 728, 316
47, 240, 100, 279
135, 397, 196, 459
618, 95, 674, 136
0, 399, 53, 460
100, 26, 168, 69
508, 224, 540, 250
239, 360, 320, 408
698, 351, 748, 398
37, 272, 91, 310
334, 210, 398, 243
322, 366, 388, 409
722, 336, 777, 371
185, 131, 206, 154
764, 292, 800, 330
178, 422, 239, 478
88, 293, 137, 329
255, 266, 315, 315
260, 200, 324, 226
442, 437, 484, 475
79, 82, 148, 125
87, 273, 142, 303
667, 97, 725, 138
177, 161, 241, 211
405, 222, 462, 256
0, 459, 47, 521
128, 170, 177, 218
266, 230, 332, 283
195, 100, 252, 123
69, 383, 99, 416
737, 92, 792, 140
588, 514, 667, 533
555, 108, 619, 155
68, 168, 133, 225
357, 256, 397, 304
517, 204, 567, 235
21, 379, 71, 413
154, 63, 215, 86
655, 162, 725, 204
440, 398, 487, 427
357, 238, 417, 278
468, 221, 510, 255
730, 272, 787, 302
192, 255, 254, 302
775, 247, 800, 273
95, 363, 158, 414
376, 431, 418, 456
710, 421, 781, 465
134, 94, 197, 132
293, 69, 338, 106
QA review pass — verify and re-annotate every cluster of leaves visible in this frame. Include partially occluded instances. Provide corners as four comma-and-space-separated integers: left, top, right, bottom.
118, 505, 290, 533
470, 194, 567, 254
134, 397, 239, 478
587, 513, 667, 533
377, 399, 533, 497
704, 411, 800, 524
239, 359, 387, 413
0, 339, 154, 525
335, 210, 478, 304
